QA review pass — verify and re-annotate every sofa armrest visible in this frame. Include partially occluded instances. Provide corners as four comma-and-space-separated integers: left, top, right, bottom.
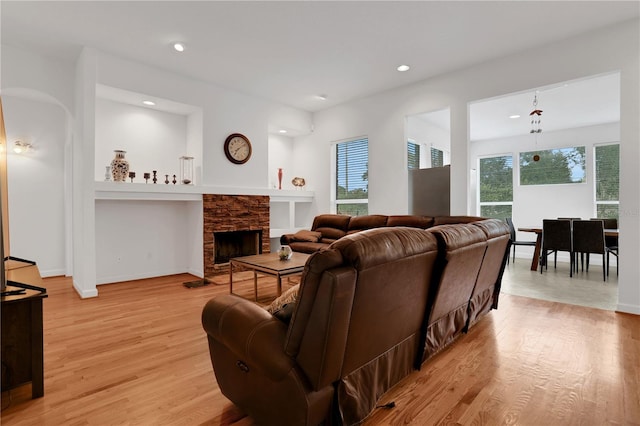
280, 233, 296, 245
202, 294, 296, 381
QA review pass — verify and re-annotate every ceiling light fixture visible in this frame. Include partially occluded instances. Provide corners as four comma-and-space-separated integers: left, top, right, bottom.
173, 42, 185, 52
142, 100, 156, 106
529, 93, 542, 134
509, 114, 521, 119
530, 92, 543, 162
397, 64, 410, 72
316, 94, 328, 101
13, 140, 32, 154
279, 129, 287, 134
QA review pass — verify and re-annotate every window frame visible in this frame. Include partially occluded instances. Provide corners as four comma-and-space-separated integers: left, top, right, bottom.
477, 153, 514, 219
332, 137, 369, 216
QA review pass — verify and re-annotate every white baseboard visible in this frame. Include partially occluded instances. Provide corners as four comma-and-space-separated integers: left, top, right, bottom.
39, 268, 66, 278
96, 268, 194, 285
616, 303, 640, 315
73, 279, 98, 299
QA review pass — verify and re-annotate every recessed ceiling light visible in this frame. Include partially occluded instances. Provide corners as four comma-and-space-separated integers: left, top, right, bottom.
142, 100, 156, 106
173, 42, 185, 52
279, 129, 287, 134
509, 114, 521, 119
315, 94, 328, 101
397, 64, 410, 72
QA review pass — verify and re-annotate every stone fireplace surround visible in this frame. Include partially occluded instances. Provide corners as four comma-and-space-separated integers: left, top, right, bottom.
203, 194, 270, 278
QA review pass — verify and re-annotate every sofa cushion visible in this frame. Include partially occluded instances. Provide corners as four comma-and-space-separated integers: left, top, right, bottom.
433, 215, 483, 226
312, 214, 351, 240
266, 284, 300, 323
291, 229, 322, 242
346, 214, 388, 234
386, 215, 434, 229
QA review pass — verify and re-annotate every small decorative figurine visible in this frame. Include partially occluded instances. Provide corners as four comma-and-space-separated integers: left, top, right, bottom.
172, 174, 177, 185
143, 172, 151, 183
277, 245, 293, 260
128, 171, 136, 183
152, 170, 158, 184
105, 166, 111, 181
165, 174, 170, 184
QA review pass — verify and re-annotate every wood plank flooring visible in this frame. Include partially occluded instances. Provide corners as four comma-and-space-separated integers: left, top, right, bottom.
1, 272, 638, 425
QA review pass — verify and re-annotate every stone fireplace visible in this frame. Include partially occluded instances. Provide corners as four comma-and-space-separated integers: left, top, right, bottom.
203, 194, 270, 278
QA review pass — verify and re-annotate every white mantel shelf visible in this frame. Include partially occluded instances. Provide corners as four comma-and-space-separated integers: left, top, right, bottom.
94, 181, 315, 201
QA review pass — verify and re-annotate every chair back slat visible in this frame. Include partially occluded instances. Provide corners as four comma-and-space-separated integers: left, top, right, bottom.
573, 220, 605, 254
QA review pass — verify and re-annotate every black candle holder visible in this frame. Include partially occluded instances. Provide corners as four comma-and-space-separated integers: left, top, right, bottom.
143, 172, 150, 183
172, 174, 177, 185
165, 174, 170, 184
128, 171, 136, 183
152, 170, 158, 184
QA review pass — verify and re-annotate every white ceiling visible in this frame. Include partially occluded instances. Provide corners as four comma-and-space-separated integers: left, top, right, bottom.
1, 1, 636, 138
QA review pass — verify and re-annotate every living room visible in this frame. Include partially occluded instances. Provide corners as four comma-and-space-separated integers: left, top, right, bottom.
1, 2, 639, 424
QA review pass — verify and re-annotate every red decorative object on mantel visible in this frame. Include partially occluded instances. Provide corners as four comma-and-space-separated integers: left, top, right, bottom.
278, 168, 283, 190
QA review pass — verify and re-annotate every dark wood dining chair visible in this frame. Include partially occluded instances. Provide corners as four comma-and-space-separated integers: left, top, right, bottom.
505, 218, 536, 264
591, 218, 618, 276
541, 219, 573, 277
572, 220, 607, 281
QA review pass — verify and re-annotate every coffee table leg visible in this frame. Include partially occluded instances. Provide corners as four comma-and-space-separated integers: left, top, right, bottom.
276, 275, 282, 296
254, 271, 258, 301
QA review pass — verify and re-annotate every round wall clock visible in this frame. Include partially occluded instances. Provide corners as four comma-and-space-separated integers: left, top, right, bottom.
224, 133, 252, 164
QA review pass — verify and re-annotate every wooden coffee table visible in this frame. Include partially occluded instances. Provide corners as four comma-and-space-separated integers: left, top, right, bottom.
229, 252, 310, 301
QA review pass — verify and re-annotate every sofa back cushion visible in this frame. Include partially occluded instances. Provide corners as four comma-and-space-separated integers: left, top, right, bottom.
311, 214, 351, 242
386, 215, 434, 229
421, 223, 487, 362
433, 215, 483, 226
285, 227, 439, 390
346, 214, 388, 234
331, 227, 439, 375
468, 219, 510, 325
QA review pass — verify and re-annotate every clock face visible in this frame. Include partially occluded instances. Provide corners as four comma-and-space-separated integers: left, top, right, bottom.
224, 133, 252, 164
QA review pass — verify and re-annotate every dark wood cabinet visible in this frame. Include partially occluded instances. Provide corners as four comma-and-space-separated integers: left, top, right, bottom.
1, 259, 47, 398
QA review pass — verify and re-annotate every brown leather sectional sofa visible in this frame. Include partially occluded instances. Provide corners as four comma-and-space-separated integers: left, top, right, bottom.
280, 213, 485, 253
202, 215, 511, 425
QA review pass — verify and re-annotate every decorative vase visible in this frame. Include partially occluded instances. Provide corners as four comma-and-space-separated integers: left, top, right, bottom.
278, 168, 283, 190
110, 150, 130, 182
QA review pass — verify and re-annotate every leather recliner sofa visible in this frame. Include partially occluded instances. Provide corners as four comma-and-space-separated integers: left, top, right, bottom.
280, 213, 484, 254
202, 218, 510, 425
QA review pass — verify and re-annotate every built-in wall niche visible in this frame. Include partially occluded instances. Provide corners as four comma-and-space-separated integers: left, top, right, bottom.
94, 85, 203, 185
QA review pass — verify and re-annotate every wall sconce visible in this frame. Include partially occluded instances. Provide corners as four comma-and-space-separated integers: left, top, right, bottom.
13, 141, 32, 154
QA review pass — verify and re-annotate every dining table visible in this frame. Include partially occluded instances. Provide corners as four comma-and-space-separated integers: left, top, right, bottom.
517, 227, 619, 271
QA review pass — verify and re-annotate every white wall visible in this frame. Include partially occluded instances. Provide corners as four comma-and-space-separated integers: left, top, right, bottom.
3, 96, 67, 277
95, 200, 197, 284
294, 20, 639, 314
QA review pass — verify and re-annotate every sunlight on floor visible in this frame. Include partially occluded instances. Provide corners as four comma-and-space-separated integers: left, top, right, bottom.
501, 258, 618, 311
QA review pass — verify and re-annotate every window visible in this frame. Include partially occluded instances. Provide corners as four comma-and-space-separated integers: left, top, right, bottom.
431, 147, 444, 168
335, 138, 368, 216
595, 143, 619, 219
519, 147, 586, 185
479, 155, 513, 219
408, 141, 420, 170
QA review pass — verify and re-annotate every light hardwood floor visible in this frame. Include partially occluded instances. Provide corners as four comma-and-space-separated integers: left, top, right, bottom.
1, 271, 638, 425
